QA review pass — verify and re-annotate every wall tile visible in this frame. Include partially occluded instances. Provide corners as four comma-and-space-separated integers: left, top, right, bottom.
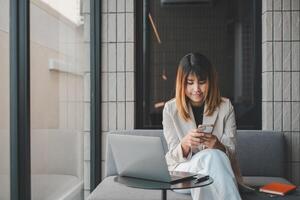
101, 131, 108, 160
292, 42, 300, 71
117, 13, 125, 42
117, 72, 125, 101
84, 131, 90, 161
126, 42, 134, 71
102, 161, 106, 180
59, 102, 68, 129
283, 42, 291, 71
283, 0, 291, 10
108, 102, 117, 130
67, 102, 77, 129
283, 12, 291, 41
283, 72, 291, 101
102, 102, 108, 131
76, 102, 84, 130
262, 42, 273, 72
67, 75, 77, 102
84, 161, 90, 190
292, 103, 300, 131
101, 43, 108, 72
274, 12, 282, 41
262, 72, 273, 101
117, 43, 125, 71
59, 73, 68, 102
126, 72, 134, 101
274, 72, 282, 101
84, 73, 90, 102
283, 102, 291, 131
125, 101, 134, 129
262, 102, 273, 130
291, 0, 300, 10
126, 0, 134, 12
108, 73, 117, 101
102, 0, 107, 13
117, 0, 125, 12
126, 13, 134, 42
84, 191, 90, 200
274, 0, 282, 10
101, 73, 108, 101
84, 102, 90, 131
274, 42, 282, 71
292, 72, 300, 101
101, 14, 108, 42
291, 12, 300, 41
274, 102, 283, 131
262, 0, 273, 13
108, 0, 116, 12
108, 14, 116, 42
117, 102, 126, 129
108, 43, 117, 72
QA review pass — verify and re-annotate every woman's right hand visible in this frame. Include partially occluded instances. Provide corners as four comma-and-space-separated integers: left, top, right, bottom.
181, 129, 203, 157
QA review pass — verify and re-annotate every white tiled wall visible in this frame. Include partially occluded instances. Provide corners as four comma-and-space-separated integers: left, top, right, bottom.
84, 0, 135, 197
262, 0, 300, 185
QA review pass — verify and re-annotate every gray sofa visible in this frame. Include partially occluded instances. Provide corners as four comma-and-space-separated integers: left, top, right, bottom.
88, 130, 299, 200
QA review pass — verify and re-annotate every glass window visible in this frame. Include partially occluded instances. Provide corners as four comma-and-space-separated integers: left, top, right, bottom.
30, 0, 89, 199
0, 0, 10, 199
137, 0, 261, 129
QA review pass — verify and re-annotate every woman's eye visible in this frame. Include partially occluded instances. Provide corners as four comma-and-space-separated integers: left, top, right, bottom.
199, 81, 206, 85
187, 81, 193, 85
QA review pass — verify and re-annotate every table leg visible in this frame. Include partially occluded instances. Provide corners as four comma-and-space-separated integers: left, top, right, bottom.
161, 189, 167, 200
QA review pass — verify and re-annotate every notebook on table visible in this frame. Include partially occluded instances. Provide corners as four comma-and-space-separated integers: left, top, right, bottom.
109, 134, 203, 184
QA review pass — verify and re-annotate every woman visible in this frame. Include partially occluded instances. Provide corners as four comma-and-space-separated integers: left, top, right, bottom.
163, 53, 242, 200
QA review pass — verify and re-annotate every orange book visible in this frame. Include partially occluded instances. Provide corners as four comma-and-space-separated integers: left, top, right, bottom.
259, 182, 297, 196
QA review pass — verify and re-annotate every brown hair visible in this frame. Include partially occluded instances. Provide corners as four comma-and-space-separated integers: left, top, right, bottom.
175, 53, 222, 121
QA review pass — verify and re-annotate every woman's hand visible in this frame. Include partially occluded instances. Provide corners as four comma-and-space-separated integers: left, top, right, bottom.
181, 129, 203, 157
200, 133, 226, 152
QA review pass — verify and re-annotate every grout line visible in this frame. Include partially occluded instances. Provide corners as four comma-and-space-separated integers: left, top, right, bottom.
290, 0, 292, 136
115, 0, 118, 130
124, 7, 127, 129
272, 0, 275, 130
281, 0, 284, 132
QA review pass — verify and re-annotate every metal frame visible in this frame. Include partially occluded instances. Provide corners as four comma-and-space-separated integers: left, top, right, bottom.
90, 0, 102, 191
10, 0, 31, 199
9, 0, 103, 198
136, 0, 150, 129
253, 0, 262, 129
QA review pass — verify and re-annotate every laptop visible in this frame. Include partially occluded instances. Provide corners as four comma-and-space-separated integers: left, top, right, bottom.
109, 134, 198, 184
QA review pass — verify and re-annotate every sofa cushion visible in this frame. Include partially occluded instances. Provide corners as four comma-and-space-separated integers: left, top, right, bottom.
243, 176, 292, 187
236, 130, 285, 177
88, 176, 192, 200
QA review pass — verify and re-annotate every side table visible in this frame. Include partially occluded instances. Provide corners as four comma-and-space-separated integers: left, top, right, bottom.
114, 175, 213, 200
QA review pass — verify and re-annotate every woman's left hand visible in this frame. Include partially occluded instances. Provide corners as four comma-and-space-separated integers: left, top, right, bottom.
199, 133, 226, 152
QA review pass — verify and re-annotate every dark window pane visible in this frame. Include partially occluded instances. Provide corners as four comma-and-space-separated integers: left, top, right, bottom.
137, 0, 261, 129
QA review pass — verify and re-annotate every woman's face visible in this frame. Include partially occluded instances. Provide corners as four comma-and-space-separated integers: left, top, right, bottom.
185, 74, 208, 107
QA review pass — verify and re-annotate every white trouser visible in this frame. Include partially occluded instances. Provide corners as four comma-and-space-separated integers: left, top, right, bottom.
174, 149, 242, 200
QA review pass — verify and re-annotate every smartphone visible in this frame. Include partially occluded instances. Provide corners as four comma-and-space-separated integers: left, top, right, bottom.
198, 124, 213, 133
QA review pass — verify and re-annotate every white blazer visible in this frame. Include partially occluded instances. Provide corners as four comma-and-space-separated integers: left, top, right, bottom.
162, 97, 242, 182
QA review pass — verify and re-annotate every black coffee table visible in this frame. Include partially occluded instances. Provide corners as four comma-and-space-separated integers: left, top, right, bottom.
114, 175, 213, 200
